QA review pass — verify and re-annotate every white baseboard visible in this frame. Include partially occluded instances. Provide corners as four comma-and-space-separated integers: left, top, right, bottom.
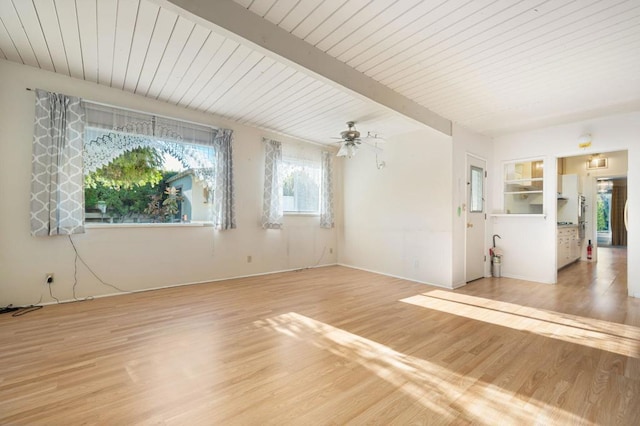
337, 263, 455, 290
35, 262, 339, 306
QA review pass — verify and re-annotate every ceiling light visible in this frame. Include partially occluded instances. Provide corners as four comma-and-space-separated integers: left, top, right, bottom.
586, 154, 607, 169
337, 142, 358, 158
578, 133, 592, 149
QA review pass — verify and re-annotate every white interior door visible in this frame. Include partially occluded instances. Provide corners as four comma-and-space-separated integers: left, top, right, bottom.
466, 155, 486, 282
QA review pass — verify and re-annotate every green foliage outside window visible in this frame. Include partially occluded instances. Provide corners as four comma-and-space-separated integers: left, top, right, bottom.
282, 174, 294, 196
84, 148, 183, 223
84, 147, 164, 190
597, 193, 610, 231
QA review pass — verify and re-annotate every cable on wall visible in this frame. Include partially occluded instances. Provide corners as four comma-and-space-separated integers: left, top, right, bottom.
68, 236, 131, 295
294, 246, 327, 272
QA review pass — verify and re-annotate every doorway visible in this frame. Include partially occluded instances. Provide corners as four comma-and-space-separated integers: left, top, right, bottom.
465, 154, 486, 282
556, 150, 628, 288
596, 178, 627, 247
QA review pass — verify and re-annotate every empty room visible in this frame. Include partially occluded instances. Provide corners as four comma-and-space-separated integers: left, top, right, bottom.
1, 1, 639, 424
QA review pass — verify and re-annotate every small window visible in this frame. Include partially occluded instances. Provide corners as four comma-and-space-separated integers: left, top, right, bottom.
281, 157, 321, 214
470, 166, 484, 213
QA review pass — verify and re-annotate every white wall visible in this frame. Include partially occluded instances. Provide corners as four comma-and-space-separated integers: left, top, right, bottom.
492, 112, 640, 296
338, 127, 454, 287
451, 124, 494, 287
0, 59, 338, 306
564, 150, 628, 177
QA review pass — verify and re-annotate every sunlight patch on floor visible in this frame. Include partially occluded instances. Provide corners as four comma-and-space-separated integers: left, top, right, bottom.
256, 312, 583, 424
401, 290, 640, 358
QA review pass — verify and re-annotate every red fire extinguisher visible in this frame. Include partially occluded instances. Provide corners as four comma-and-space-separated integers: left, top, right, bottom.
587, 240, 593, 260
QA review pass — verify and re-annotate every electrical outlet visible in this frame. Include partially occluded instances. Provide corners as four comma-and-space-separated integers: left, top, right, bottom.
46, 273, 54, 284
247, 255, 252, 263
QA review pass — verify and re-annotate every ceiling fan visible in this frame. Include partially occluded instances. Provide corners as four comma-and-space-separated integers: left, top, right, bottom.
334, 121, 384, 159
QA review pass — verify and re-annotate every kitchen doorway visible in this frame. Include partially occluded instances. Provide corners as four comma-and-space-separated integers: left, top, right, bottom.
556, 150, 628, 289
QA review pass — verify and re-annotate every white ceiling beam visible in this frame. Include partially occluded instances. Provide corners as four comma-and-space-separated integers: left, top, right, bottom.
158, 0, 452, 136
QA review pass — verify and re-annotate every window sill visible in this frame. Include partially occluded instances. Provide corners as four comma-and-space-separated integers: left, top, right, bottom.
85, 222, 213, 229
284, 212, 320, 217
490, 214, 546, 218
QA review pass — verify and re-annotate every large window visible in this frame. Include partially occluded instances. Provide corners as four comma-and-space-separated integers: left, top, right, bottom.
281, 157, 321, 214
83, 103, 216, 224
30, 89, 235, 235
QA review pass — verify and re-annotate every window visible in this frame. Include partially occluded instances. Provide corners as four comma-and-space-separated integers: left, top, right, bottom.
281, 157, 321, 214
470, 165, 484, 213
262, 138, 332, 229
83, 103, 216, 224
503, 159, 544, 214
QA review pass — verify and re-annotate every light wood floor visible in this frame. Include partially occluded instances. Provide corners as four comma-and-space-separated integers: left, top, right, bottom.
1, 248, 638, 425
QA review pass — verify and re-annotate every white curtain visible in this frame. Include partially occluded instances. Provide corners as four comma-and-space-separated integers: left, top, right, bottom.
262, 138, 283, 229
320, 151, 335, 229
83, 102, 217, 189
31, 89, 85, 236
212, 129, 236, 230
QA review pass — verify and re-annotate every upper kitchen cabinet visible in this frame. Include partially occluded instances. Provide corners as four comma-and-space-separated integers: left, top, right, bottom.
503, 159, 544, 214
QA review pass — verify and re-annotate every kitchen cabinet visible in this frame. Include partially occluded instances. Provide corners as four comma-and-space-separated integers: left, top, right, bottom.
503, 159, 544, 214
557, 226, 580, 269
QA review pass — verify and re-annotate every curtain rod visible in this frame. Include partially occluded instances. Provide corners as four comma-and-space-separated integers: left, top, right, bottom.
24, 87, 220, 131
24, 87, 332, 150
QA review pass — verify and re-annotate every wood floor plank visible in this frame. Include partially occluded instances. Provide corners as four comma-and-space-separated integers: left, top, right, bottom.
0, 247, 638, 424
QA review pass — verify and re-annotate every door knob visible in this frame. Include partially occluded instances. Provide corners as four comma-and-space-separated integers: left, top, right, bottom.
467, 223, 473, 228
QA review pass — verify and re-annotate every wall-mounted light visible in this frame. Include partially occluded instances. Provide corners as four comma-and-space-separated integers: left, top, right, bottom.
578, 133, 592, 149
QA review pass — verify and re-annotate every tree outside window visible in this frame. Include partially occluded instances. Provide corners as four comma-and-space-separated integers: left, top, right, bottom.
84, 143, 213, 224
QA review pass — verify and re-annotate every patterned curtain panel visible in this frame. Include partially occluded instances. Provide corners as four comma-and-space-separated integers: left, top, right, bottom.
262, 138, 283, 229
31, 89, 85, 236
320, 151, 335, 229
212, 129, 236, 230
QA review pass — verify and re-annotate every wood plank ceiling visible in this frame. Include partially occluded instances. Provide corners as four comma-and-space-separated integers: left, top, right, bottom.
234, 0, 640, 135
0, 0, 638, 141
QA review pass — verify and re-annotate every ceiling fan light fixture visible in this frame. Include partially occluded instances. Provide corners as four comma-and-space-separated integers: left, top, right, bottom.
337, 142, 358, 158
340, 121, 360, 141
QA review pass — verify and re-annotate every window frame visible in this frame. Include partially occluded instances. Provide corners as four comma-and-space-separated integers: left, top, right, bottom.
82, 103, 218, 228
281, 155, 322, 216
502, 158, 545, 215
